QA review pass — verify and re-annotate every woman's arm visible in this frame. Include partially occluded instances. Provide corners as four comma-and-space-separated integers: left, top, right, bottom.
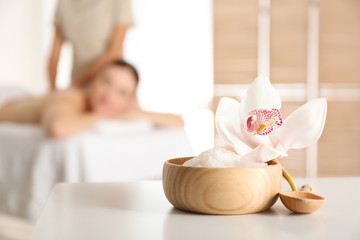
123, 109, 185, 128
72, 25, 129, 88
40, 92, 103, 138
48, 27, 64, 91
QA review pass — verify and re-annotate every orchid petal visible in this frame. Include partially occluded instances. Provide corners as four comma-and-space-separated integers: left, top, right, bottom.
215, 97, 252, 155
270, 98, 327, 152
240, 125, 272, 148
239, 143, 288, 163
240, 74, 282, 124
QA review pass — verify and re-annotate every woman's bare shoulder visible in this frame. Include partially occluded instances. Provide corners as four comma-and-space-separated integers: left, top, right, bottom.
45, 88, 88, 109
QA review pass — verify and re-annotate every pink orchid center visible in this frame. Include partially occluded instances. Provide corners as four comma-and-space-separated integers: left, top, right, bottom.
246, 108, 283, 135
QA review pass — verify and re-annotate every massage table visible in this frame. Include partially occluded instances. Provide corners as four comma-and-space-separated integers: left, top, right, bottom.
0, 121, 193, 220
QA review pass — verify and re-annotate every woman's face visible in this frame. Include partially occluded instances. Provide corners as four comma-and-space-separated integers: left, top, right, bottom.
89, 65, 137, 115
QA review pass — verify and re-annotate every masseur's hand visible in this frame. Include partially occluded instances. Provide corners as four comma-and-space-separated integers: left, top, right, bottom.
72, 74, 93, 89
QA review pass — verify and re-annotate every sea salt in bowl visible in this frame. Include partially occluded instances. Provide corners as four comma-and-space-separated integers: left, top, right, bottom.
162, 157, 282, 215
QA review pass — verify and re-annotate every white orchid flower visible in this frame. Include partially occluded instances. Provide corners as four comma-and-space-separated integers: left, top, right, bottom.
215, 74, 327, 167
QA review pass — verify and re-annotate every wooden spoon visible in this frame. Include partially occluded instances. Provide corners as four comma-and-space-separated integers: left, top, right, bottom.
279, 165, 326, 213
279, 191, 325, 213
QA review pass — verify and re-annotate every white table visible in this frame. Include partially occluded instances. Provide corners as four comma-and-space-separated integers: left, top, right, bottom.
30, 178, 360, 240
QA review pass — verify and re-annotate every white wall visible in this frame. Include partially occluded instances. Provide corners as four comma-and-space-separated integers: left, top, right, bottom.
0, 0, 46, 94
124, 0, 214, 153
125, 0, 213, 113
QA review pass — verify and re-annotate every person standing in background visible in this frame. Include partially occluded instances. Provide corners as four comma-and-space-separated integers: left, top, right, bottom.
48, 0, 134, 90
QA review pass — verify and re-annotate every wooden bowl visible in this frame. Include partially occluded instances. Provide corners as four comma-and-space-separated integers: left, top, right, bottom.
162, 157, 282, 215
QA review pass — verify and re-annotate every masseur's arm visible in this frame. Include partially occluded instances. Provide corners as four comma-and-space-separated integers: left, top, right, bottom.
72, 25, 129, 88
40, 93, 102, 138
48, 27, 64, 91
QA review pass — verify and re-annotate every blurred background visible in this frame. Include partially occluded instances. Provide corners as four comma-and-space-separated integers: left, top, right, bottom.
0, 0, 359, 178
0, 0, 214, 155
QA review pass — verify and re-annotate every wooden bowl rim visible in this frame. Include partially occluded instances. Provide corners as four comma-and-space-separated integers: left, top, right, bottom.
165, 156, 280, 170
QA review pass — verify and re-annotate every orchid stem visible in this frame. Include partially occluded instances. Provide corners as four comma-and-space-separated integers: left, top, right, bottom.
282, 167, 298, 191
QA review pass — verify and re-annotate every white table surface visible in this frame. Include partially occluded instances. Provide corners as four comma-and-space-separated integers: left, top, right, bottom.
30, 178, 360, 240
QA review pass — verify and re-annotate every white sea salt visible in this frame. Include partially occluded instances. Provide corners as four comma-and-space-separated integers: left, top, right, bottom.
183, 147, 267, 168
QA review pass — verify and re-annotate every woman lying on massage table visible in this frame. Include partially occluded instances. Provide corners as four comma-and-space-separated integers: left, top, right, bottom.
0, 60, 184, 138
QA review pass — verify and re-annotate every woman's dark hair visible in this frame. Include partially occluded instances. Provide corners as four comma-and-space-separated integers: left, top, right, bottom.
109, 59, 139, 85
